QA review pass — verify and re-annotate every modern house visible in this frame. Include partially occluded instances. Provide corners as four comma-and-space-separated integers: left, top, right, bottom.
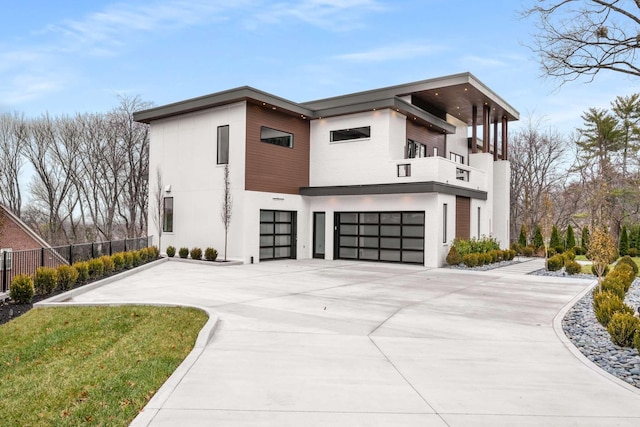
134, 72, 518, 267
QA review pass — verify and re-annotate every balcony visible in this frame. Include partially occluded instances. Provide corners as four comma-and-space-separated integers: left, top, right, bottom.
395, 156, 486, 191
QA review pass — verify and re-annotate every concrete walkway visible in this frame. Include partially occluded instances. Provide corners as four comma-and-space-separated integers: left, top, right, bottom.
42, 260, 640, 426
488, 257, 547, 275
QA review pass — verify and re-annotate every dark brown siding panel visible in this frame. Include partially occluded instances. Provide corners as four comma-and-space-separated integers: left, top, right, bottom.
455, 196, 470, 239
245, 103, 310, 194
406, 120, 445, 157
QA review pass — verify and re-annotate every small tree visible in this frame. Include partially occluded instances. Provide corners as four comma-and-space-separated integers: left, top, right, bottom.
619, 225, 629, 257
587, 226, 617, 291
566, 224, 576, 249
220, 164, 232, 261
152, 167, 164, 253
581, 226, 590, 253
518, 225, 527, 247
533, 225, 544, 250
549, 225, 561, 250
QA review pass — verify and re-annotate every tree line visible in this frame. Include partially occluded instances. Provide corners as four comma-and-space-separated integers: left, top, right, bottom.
510, 93, 640, 244
0, 96, 151, 246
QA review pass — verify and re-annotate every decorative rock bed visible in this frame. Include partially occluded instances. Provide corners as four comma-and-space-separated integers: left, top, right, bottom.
562, 278, 640, 388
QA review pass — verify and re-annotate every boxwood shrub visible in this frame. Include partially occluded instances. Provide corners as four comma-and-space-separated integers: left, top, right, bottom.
10, 274, 34, 304
462, 253, 479, 267
179, 247, 189, 258
446, 246, 462, 265
607, 313, 640, 347
593, 291, 633, 327
87, 258, 104, 280
34, 266, 58, 295
205, 247, 218, 261
564, 260, 582, 275
616, 255, 638, 276
190, 247, 203, 260
100, 255, 115, 275
112, 252, 125, 271
546, 254, 564, 272
166, 246, 176, 257
57, 264, 79, 290
74, 261, 90, 282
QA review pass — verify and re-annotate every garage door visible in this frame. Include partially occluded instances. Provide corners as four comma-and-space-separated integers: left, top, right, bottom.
259, 210, 296, 261
335, 211, 424, 264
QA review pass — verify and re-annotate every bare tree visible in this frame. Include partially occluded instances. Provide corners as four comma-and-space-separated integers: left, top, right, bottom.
522, 0, 640, 84
152, 167, 164, 252
0, 112, 27, 216
509, 116, 567, 241
221, 164, 232, 261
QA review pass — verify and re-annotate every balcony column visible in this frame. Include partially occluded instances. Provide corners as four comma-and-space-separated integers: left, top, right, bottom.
501, 116, 508, 160
482, 105, 490, 153
472, 105, 478, 154
493, 118, 498, 161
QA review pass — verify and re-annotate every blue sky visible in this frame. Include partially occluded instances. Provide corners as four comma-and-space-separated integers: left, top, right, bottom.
1, 0, 639, 135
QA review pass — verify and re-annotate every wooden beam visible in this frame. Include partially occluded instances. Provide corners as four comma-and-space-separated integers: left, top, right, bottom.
493, 118, 498, 161
501, 117, 508, 160
472, 105, 478, 154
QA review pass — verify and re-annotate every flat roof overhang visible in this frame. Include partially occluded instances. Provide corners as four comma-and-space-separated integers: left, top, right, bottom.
300, 181, 487, 200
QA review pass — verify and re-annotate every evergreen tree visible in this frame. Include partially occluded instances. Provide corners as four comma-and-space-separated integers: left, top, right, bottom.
566, 224, 576, 249
630, 226, 640, 250
533, 225, 544, 250
549, 225, 561, 250
518, 225, 527, 247
619, 225, 629, 256
582, 226, 590, 253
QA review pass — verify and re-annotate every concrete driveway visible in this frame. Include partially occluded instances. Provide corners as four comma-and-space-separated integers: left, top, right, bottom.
55, 259, 640, 426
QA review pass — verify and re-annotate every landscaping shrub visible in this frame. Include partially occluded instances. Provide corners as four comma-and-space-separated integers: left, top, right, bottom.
204, 247, 218, 262
446, 246, 462, 265
74, 261, 89, 282
57, 264, 79, 290
619, 225, 630, 257
593, 292, 633, 327
533, 226, 544, 250
511, 242, 521, 254
508, 249, 517, 260
581, 226, 590, 253
482, 252, 492, 265
607, 312, 640, 347
550, 225, 561, 252
100, 255, 115, 275
88, 258, 104, 280
573, 246, 585, 256
518, 225, 527, 248
635, 329, 640, 354
563, 250, 576, 261
564, 260, 582, 275
600, 275, 626, 300
489, 250, 500, 263
547, 247, 557, 258
522, 246, 535, 257
566, 224, 576, 250
190, 247, 203, 260
139, 247, 149, 263
462, 253, 479, 267
616, 255, 638, 276
34, 266, 58, 295
628, 247, 639, 257
9, 274, 34, 304
546, 254, 564, 272
123, 252, 133, 269
148, 246, 159, 260
611, 263, 635, 292
179, 247, 189, 258
131, 250, 142, 267
112, 252, 125, 271
166, 246, 176, 257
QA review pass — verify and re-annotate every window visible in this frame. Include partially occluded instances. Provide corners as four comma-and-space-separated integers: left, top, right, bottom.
261, 126, 293, 148
330, 126, 370, 142
0, 248, 12, 270
217, 125, 229, 164
407, 140, 426, 159
163, 197, 174, 232
442, 204, 448, 243
477, 207, 481, 238
450, 152, 464, 164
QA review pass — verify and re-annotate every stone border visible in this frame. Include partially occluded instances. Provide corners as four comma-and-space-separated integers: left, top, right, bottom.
552, 279, 640, 396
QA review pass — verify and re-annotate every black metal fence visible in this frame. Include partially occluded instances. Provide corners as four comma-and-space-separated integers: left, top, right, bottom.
1, 236, 152, 294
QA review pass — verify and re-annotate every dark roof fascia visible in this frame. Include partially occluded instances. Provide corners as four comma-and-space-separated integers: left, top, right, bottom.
302, 72, 519, 121
133, 86, 315, 123
314, 96, 456, 134
299, 181, 487, 200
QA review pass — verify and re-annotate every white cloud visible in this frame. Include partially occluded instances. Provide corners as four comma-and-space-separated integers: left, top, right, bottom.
334, 43, 448, 62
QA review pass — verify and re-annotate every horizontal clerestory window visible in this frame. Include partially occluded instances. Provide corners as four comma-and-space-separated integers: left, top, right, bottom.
261, 126, 293, 148
330, 126, 370, 142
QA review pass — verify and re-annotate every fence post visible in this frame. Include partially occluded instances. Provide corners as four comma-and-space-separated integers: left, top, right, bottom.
109, 241, 113, 256
40, 248, 45, 267
69, 245, 73, 265
91, 243, 95, 259
124, 239, 127, 252
2, 251, 6, 293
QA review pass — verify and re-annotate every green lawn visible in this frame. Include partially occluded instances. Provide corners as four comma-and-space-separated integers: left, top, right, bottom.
575, 255, 640, 275
0, 306, 207, 426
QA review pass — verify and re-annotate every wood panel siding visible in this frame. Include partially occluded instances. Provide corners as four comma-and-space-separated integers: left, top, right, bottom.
455, 196, 470, 239
406, 120, 445, 157
245, 103, 310, 194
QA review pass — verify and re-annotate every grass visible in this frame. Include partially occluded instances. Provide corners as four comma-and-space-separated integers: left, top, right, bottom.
0, 305, 207, 426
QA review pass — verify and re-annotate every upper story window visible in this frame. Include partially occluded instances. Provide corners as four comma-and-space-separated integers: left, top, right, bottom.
217, 125, 229, 164
407, 140, 427, 159
450, 152, 464, 165
261, 126, 293, 148
163, 197, 174, 233
0, 248, 12, 270
330, 126, 370, 142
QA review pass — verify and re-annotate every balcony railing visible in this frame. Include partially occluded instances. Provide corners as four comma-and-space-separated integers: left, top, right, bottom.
394, 156, 485, 190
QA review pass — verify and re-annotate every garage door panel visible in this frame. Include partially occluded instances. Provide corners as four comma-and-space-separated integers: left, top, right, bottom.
260, 209, 296, 261
335, 211, 424, 265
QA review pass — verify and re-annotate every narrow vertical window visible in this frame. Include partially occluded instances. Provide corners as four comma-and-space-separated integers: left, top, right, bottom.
0, 248, 12, 270
217, 125, 229, 164
443, 204, 448, 243
163, 197, 174, 232
477, 207, 481, 238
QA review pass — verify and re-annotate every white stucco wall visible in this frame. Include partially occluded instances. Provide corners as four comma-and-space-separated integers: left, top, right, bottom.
147, 101, 247, 259
493, 160, 511, 248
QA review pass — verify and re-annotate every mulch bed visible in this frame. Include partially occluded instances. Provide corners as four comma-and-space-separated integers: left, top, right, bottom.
0, 285, 82, 326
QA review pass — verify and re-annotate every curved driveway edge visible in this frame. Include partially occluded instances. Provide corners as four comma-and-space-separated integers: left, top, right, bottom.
42, 260, 640, 426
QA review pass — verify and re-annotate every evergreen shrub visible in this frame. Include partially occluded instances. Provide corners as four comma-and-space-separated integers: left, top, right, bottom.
166, 246, 176, 257
607, 313, 639, 347
34, 266, 58, 295
57, 264, 79, 290
178, 247, 189, 258
205, 247, 218, 261
593, 292, 632, 327
564, 260, 582, 275
190, 247, 202, 260
9, 274, 34, 304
